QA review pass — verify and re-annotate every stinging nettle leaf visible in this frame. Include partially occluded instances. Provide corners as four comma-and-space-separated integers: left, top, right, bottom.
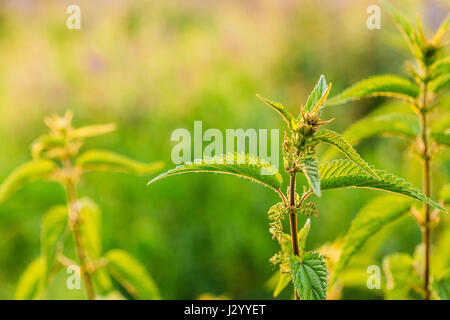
78, 198, 102, 261
326, 75, 420, 106
429, 74, 450, 93
256, 94, 295, 130
344, 113, 419, 142
316, 129, 378, 178
334, 195, 413, 280
0, 160, 57, 204
303, 75, 329, 114
380, 0, 423, 58
41, 206, 68, 288
300, 157, 321, 197
429, 58, 450, 78
431, 128, 450, 146
323, 113, 419, 161
15, 257, 45, 300
290, 251, 328, 300
432, 13, 450, 45
105, 249, 161, 300
432, 270, 450, 300
76, 150, 164, 176
383, 253, 422, 300
319, 159, 445, 212
273, 273, 292, 298
148, 153, 283, 193
71, 123, 116, 139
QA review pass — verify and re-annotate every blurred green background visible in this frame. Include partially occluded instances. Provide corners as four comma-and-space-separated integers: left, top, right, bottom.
0, 0, 448, 299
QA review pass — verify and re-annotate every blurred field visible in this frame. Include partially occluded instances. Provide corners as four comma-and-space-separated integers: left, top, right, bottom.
0, 0, 448, 299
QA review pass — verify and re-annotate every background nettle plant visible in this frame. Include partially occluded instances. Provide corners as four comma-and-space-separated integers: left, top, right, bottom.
149, 75, 445, 300
0, 112, 163, 300
327, 0, 450, 300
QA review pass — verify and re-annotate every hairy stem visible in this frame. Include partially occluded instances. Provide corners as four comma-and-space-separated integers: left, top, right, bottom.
419, 81, 431, 300
288, 173, 300, 300
63, 159, 95, 300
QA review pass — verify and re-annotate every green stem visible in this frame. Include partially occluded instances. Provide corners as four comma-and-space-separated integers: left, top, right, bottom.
63, 159, 95, 300
418, 81, 431, 300
288, 173, 300, 300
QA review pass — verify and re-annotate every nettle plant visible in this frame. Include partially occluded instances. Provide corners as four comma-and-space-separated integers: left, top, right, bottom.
327, 1, 450, 300
149, 75, 444, 300
0, 112, 163, 300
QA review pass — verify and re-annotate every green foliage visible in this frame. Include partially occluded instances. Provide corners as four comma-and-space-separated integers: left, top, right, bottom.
256, 94, 295, 130
315, 129, 378, 178
78, 198, 102, 260
71, 124, 116, 139
148, 153, 283, 193
429, 74, 450, 93
303, 74, 331, 114
431, 129, 450, 146
297, 218, 311, 251
383, 253, 422, 300
326, 75, 419, 106
76, 150, 164, 176
273, 273, 292, 298
1, 112, 163, 300
319, 160, 445, 212
41, 206, 68, 287
299, 157, 321, 197
342, 113, 419, 144
105, 249, 161, 300
148, 72, 442, 301
380, 0, 423, 59
429, 58, 450, 78
441, 185, 450, 204
334, 195, 414, 278
431, 13, 450, 45
289, 251, 328, 300
15, 257, 45, 300
432, 270, 450, 300
0, 160, 57, 203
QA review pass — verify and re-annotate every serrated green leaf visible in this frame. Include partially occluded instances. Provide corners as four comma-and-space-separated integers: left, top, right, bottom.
441, 185, 450, 205
432, 270, 450, 300
290, 251, 328, 300
78, 198, 102, 261
15, 257, 45, 300
432, 13, 450, 45
300, 157, 321, 197
316, 129, 378, 178
319, 159, 445, 212
380, 0, 423, 58
323, 113, 419, 161
105, 249, 161, 300
71, 123, 116, 139
273, 273, 292, 298
334, 195, 413, 279
148, 153, 283, 193
327, 75, 419, 106
304, 75, 329, 114
429, 74, 450, 92
76, 150, 164, 176
344, 113, 419, 143
383, 253, 422, 300
0, 160, 57, 203
41, 206, 68, 288
257, 94, 295, 130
